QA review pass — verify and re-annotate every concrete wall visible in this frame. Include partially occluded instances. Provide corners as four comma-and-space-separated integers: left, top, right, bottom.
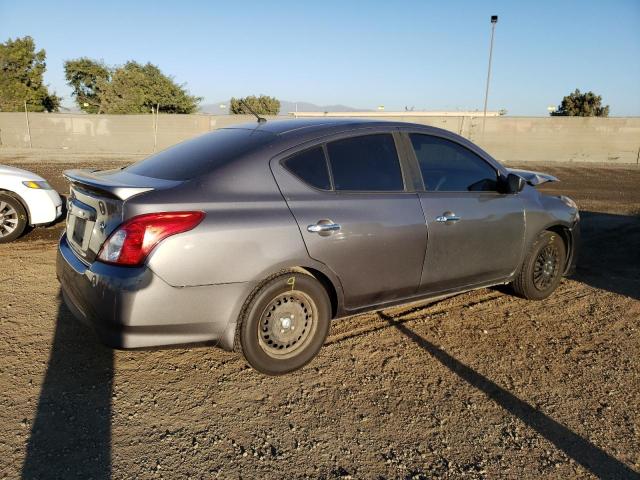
1, 112, 638, 164
0, 113, 278, 154
464, 116, 640, 164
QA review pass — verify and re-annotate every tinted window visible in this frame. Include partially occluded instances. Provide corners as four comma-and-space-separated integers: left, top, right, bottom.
410, 134, 498, 192
327, 134, 403, 191
125, 128, 274, 181
284, 147, 331, 190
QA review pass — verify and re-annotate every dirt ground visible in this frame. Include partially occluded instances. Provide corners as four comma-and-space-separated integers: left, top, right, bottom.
0, 153, 639, 479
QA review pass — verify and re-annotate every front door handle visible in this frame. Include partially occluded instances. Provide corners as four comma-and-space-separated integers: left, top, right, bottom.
435, 212, 461, 224
307, 221, 341, 235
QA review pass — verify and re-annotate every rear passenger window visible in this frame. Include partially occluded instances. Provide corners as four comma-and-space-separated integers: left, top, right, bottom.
410, 134, 498, 192
284, 147, 331, 190
327, 134, 404, 191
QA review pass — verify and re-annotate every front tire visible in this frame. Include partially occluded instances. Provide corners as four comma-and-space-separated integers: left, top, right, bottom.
512, 230, 566, 300
235, 271, 331, 375
0, 193, 28, 243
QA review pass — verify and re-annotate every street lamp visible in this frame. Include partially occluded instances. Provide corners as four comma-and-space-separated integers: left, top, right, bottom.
482, 15, 498, 133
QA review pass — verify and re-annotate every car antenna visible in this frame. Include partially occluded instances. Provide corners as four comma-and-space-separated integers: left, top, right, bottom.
240, 99, 267, 123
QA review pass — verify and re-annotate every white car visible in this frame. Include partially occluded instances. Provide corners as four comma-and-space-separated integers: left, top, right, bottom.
0, 165, 63, 243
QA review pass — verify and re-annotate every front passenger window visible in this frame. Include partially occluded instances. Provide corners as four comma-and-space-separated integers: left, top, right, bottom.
410, 134, 498, 192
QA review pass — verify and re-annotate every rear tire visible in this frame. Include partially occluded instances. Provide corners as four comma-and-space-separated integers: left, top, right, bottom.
512, 230, 566, 300
235, 271, 331, 375
0, 193, 28, 243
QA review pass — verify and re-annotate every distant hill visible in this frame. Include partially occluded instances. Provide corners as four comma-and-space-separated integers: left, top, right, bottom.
199, 100, 368, 115
279, 101, 369, 114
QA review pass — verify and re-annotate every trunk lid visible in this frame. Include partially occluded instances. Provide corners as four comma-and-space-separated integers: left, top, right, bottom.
63, 168, 181, 263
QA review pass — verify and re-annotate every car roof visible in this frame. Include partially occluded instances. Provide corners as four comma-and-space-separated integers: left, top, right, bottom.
220, 117, 505, 175
221, 118, 420, 136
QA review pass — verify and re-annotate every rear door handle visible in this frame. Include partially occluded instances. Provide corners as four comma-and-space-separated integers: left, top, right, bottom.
435, 212, 460, 224
307, 221, 341, 234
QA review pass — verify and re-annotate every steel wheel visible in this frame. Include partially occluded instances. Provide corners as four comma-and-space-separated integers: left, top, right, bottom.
258, 290, 317, 359
512, 230, 567, 300
236, 271, 331, 375
0, 200, 19, 238
533, 244, 560, 290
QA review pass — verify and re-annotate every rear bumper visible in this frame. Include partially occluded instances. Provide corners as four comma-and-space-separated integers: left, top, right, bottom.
56, 233, 251, 350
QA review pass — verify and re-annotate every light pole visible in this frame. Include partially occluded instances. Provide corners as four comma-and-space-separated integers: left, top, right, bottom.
482, 15, 498, 133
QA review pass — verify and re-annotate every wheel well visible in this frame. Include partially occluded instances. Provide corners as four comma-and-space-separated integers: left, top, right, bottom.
299, 267, 339, 319
0, 189, 30, 224
546, 225, 572, 272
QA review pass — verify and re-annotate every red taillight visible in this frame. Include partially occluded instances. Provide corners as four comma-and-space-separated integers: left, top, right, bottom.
97, 211, 204, 266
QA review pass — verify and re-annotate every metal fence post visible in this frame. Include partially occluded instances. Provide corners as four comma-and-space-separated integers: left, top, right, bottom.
152, 104, 160, 152
155, 103, 159, 149
24, 101, 33, 148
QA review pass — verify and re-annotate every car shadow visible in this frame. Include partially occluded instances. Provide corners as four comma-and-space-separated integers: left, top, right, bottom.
378, 311, 639, 479
572, 210, 640, 300
22, 295, 113, 479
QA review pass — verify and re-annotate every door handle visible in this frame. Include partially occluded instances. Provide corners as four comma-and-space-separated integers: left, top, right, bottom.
435, 212, 460, 224
307, 222, 341, 234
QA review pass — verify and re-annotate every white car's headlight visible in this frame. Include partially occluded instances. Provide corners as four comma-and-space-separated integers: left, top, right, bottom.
22, 180, 53, 190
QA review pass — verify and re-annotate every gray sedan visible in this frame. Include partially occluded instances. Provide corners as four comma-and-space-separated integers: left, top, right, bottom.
57, 119, 579, 374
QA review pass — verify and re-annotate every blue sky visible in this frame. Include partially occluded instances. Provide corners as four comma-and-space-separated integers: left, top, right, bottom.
1, 0, 639, 115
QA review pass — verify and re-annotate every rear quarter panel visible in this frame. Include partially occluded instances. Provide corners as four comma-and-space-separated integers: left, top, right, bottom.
145, 197, 311, 286
134, 148, 334, 288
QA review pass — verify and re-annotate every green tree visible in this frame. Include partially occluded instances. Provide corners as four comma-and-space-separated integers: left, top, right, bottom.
64, 59, 201, 114
230, 95, 280, 115
64, 58, 110, 113
0, 36, 60, 112
552, 89, 609, 117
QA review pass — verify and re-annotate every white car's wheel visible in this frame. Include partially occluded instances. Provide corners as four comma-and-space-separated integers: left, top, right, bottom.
0, 193, 28, 243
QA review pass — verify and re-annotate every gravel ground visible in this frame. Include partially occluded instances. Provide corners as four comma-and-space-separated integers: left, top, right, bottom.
0, 154, 639, 479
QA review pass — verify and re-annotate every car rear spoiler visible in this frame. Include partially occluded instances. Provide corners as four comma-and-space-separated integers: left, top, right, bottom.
63, 169, 180, 200
507, 168, 558, 186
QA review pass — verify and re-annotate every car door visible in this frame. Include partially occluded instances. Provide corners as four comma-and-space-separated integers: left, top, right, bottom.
404, 131, 525, 293
271, 131, 427, 310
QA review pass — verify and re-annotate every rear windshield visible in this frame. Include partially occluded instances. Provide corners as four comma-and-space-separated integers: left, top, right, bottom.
124, 128, 274, 181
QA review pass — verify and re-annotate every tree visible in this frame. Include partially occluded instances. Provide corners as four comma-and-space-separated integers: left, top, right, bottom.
230, 95, 280, 115
0, 36, 60, 112
552, 89, 609, 117
64, 59, 201, 114
64, 58, 110, 113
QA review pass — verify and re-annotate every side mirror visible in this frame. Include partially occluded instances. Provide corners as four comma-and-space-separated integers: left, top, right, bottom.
504, 173, 526, 194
